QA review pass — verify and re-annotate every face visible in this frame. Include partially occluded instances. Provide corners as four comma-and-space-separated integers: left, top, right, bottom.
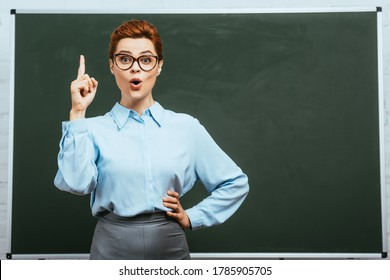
109, 38, 163, 111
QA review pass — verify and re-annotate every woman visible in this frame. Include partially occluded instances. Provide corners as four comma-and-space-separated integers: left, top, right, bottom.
54, 20, 249, 260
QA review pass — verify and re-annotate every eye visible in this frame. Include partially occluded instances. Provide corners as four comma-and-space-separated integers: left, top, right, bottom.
119, 55, 132, 64
139, 56, 152, 64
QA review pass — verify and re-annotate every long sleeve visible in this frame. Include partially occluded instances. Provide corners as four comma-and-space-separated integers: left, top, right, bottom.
53, 102, 248, 219
185, 120, 250, 230
54, 119, 98, 195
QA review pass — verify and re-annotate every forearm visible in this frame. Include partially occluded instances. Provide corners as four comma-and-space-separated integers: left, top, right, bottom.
54, 119, 98, 195
186, 173, 249, 230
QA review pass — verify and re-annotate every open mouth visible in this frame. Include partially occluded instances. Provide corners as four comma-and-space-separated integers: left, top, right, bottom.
130, 78, 142, 85
129, 78, 142, 90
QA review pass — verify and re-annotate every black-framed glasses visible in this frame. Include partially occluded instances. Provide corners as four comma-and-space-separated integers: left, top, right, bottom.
112, 53, 159, 72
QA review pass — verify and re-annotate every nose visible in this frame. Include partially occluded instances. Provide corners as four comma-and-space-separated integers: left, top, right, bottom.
130, 61, 141, 73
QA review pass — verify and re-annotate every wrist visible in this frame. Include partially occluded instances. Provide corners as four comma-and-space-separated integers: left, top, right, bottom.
183, 212, 192, 230
69, 109, 86, 120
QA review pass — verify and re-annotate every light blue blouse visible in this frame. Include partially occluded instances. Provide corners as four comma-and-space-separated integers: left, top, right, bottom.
54, 102, 249, 230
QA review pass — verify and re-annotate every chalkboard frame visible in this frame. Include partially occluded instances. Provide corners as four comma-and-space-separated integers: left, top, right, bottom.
7, 7, 387, 259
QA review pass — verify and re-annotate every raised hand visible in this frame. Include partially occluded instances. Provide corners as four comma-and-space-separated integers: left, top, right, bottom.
69, 55, 98, 120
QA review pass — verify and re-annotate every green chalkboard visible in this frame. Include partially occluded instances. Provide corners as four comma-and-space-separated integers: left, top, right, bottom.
10, 11, 384, 257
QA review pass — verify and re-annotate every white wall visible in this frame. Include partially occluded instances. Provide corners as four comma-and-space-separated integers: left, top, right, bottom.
1, 0, 389, 259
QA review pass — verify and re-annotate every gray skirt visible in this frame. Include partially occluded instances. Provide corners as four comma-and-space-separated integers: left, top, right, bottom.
89, 211, 190, 260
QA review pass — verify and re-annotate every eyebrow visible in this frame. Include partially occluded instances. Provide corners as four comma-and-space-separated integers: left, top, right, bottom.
117, 50, 155, 55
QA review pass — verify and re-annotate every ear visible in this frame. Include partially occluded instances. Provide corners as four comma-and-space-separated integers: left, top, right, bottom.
109, 59, 115, 74
157, 60, 163, 76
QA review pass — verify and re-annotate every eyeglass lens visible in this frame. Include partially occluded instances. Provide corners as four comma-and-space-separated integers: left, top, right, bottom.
114, 54, 158, 71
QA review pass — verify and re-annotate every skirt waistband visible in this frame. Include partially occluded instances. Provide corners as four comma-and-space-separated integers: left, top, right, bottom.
100, 211, 172, 225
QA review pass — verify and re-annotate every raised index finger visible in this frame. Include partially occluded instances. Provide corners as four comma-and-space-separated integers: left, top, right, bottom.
77, 55, 85, 78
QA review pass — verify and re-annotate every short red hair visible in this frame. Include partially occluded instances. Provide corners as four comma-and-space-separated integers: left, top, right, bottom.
109, 20, 163, 60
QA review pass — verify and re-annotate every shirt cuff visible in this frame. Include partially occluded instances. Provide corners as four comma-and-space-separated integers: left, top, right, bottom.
62, 118, 88, 134
185, 207, 206, 231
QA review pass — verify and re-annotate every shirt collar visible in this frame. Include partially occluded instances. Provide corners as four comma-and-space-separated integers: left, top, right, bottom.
148, 101, 164, 127
110, 102, 164, 130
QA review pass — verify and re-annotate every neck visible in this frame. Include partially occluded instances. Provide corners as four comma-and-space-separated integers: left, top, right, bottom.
120, 96, 154, 115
